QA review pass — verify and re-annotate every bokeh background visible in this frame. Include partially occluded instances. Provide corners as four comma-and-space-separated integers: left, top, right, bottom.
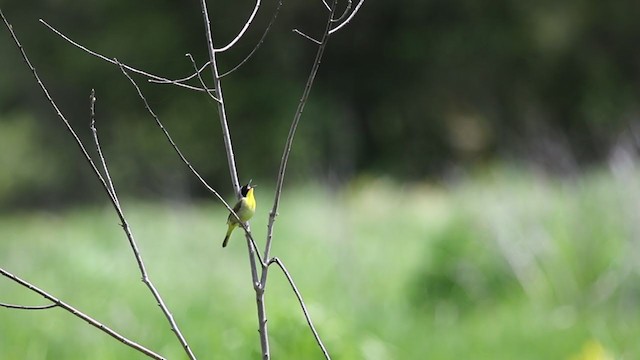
1, 0, 639, 359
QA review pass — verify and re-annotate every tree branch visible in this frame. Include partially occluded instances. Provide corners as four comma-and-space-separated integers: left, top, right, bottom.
328, 0, 365, 35
38, 19, 208, 93
88, 85, 197, 360
219, 0, 284, 78
269, 257, 330, 359
213, 0, 261, 53
264, 0, 338, 267
148, 61, 210, 86
1, 11, 195, 359
0, 301, 57, 310
0, 267, 165, 360
116, 61, 265, 267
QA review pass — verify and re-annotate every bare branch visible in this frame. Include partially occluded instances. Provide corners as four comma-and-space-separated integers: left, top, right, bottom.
213, 0, 261, 53
1, 12, 196, 359
269, 258, 330, 359
0, 301, 57, 310
332, 0, 352, 23
264, 0, 338, 267
116, 61, 265, 267
292, 29, 322, 45
89, 89, 118, 204
199, 0, 241, 194
328, 0, 365, 35
185, 53, 221, 103
320, 0, 331, 11
149, 60, 211, 85
88, 73, 197, 360
0, 267, 165, 359
197, 0, 269, 357
220, 0, 284, 78
38, 19, 207, 93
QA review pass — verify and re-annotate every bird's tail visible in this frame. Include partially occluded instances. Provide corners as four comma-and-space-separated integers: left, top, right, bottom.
222, 224, 235, 248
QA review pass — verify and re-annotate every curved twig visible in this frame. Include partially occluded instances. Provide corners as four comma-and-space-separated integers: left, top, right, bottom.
185, 53, 221, 103
269, 258, 330, 359
1, 12, 195, 360
39, 19, 207, 93
0, 267, 165, 360
116, 61, 264, 267
328, 0, 365, 35
213, 0, 261, 53
149, 60, 211, 85
0, 301, 57, 310
332, 0, 352, 23
219, 0, 284, 78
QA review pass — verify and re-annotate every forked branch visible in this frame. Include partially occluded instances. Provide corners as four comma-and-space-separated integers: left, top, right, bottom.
0, 267, 165, 360
1, 11, 195, 359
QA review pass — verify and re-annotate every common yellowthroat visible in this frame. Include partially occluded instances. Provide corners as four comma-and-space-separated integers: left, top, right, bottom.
222, 181, 256, 247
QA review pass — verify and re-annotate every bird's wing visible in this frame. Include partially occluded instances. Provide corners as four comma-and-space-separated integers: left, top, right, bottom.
227, 199, 243, 222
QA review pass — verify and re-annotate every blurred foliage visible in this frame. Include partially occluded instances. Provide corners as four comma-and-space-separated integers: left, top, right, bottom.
1, 0, 640, 208
1, 167, 639, 358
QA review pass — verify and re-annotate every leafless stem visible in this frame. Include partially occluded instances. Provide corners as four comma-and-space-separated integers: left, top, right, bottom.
269, 258, 330, 359
185, 53, 221, 103
1, 12, 195, 359
38, 19, 207, 93
0, 301, 57, 310
265, 0, 338, 266
149, 60, 211, 85
219, 0, 284, 78
213, 0, 261, 53
197, 0, 270, 357
116, 61, 264, 266
89, 89, 118, 204
328, 0, 365, 35
88, 80, 197, 360
254, 2, 338, 359
292, 29, 322, 45
332, 0, 352, 23
0, 267, 165, 360
199, 0, 241, 194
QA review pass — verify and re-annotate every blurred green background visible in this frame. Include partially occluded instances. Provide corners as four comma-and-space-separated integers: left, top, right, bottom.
1, 0, 639, 359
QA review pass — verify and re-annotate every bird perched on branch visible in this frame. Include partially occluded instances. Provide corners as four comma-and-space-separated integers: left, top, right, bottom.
222, 181, 256, 247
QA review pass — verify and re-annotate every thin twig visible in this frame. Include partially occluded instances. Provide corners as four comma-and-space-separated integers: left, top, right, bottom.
328, 0, 365, 35
265, 0, 337, 267
199, 0, 241, 194
89, 89, 118, 204
292, 29, 322, 45
320, 0, 330, 11
0, 267, 165, 360
87, 75, 197, 360
269, 258, 330, 359
185, 53, 221, 103
116, 61, 265, 266
213, 0, 261, 53
1, 12, 195, 359
257, 2, 338, 359
198, 0, 267, 357
38, 19, 207, 93
0, 301, 57, 310
219, 0, 284, 78
332, 0, 352, 23
149, 60, 210, 85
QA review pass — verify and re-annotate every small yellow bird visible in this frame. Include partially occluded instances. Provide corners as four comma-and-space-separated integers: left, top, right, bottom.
222, 181, 257, 247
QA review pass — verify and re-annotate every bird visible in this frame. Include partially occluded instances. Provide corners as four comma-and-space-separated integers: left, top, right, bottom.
222, 181, 256, 247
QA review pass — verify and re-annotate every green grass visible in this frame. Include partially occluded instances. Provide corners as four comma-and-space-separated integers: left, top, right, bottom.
1, 166, 639, 359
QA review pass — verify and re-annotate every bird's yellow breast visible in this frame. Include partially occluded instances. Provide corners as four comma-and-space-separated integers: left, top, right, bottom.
230, 188, 256, 224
